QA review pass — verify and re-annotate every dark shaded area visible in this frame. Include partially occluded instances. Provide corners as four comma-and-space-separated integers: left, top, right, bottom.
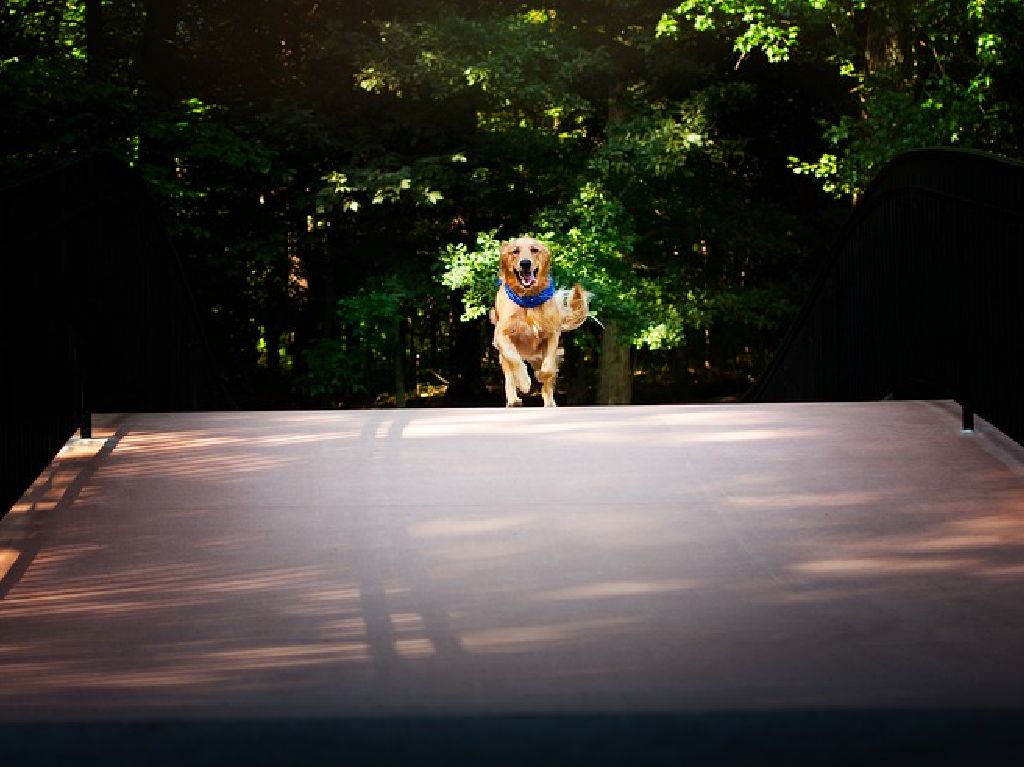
2, 711, 1022, 766
749, 148, 1024, 443
0, 154, 229, 513
3, 1, 852, 409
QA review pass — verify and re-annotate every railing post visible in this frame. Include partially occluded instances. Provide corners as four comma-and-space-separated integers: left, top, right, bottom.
73, 326, 91, 439
77, 363, 91, 438
961, 403, 974, 433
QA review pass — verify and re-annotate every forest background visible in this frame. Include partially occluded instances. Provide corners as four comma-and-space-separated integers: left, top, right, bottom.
3, 1, 1023, 408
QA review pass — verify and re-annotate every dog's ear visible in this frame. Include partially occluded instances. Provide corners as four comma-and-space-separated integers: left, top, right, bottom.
498, 241, 516, 286
534, 240, 552, 283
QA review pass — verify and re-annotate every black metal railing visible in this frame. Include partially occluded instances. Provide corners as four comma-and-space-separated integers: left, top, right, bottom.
748, 148, 1024, 442
1, 154, 229, 514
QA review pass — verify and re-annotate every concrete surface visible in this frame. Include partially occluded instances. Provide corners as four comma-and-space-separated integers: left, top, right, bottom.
2, 401, 1023, 764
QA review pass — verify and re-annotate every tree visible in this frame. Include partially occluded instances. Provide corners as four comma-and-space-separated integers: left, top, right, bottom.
357, 2, 823, 403
2, 0, 870, 408
659, 0, 1024, 197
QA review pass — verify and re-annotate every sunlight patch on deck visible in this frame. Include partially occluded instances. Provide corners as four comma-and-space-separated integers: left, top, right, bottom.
459, 616, 639, 655
0, 548, 19, 580
790, 557, 980, 576
528, 579, 699, 602
408, 515, 535, 539
727, 491, 885, 510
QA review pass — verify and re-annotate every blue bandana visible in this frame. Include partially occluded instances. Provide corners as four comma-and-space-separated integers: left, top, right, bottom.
503, 277, 555, 308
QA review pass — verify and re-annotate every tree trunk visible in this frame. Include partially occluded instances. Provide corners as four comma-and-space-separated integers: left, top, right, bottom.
85, 0, 104, 76
562, 338, 590, 405
597, 321, 632, 405
140, 0, 180, 94
863, 5, 911, 79
445, 295, 489, 405
394, 315, 406, 408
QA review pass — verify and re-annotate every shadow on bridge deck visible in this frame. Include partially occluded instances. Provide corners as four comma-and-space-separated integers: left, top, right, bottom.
2, 402, 1023, 765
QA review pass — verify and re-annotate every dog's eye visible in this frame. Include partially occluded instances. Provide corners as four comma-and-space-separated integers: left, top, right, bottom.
512, 247, 520, 255
530, 246, 539, 254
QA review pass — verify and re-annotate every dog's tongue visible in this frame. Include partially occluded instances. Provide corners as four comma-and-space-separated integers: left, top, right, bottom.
520, 272, 536, 288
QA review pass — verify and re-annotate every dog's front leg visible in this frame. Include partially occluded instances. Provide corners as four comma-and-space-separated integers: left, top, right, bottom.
536, 333, 560, 408
500, 355, 525, 407
494, 322, 532, 407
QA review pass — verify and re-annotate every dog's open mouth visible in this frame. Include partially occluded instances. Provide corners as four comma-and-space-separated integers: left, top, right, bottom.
515, 268, 539, 289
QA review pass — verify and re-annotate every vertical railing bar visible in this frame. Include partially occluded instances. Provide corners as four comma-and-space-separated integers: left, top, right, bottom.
962, 403, 975, 433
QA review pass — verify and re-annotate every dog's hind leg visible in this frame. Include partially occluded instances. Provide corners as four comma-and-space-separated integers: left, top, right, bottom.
539, 333, 560, 381
536, 333, 560, 407
539, 372, 557, 408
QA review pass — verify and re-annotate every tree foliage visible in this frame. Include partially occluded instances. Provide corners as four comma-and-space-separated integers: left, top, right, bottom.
4, 1, 1021, 406
660, 0, 1024, 196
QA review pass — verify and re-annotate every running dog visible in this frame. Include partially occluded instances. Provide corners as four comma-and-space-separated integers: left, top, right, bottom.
491, 237, 589, 407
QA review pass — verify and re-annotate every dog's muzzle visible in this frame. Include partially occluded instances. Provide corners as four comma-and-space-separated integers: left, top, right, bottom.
515, 259, 539, 289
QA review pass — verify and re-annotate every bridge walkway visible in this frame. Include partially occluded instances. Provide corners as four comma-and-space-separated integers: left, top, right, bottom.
2, 402, 1023, 764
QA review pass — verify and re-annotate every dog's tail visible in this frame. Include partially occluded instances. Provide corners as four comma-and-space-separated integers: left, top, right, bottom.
556, 283, 590, 331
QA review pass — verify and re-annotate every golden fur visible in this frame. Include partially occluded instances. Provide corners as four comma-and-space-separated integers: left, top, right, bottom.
491, 237, 589, 407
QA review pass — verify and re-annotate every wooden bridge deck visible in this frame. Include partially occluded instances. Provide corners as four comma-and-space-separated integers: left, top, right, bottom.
2, 402, 1023, 764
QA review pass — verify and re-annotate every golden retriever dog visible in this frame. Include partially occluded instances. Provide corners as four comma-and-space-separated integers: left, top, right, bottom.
491, 237, 589, 407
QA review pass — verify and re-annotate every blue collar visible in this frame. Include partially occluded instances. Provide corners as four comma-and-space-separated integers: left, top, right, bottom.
504, 277, 555, 308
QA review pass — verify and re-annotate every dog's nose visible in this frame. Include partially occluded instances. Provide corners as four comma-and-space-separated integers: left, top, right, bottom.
519, 258, 532, 272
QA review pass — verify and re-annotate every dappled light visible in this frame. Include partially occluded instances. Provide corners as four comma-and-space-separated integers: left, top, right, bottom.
0, 548, 18, 581
792, 556, 980, 576
727, 491, 888, 511
408, 514, 536, 539
784, 500, 1024, 583
2, 403, 1024, 722
678, 428, 815, 443
529, 579, 700, 602
459, 617, 641, 656
96, 425, 363, 481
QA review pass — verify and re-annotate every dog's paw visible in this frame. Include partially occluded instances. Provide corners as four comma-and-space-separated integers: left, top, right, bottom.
506, 398, 523, 408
